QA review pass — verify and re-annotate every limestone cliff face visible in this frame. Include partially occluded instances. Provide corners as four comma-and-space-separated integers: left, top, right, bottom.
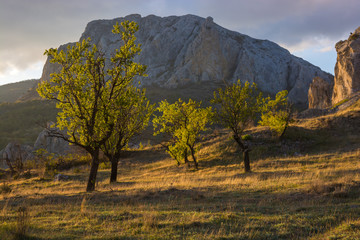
308, 77, 333, 109
40, 14, 333, 105
332, 27, 360, 104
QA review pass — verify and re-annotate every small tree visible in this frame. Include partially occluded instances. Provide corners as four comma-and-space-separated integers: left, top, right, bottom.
153, 99, 213, 169
102, 86, 154, 183
37, 21, 146, 192
259, 90, 292, 139
211, 80, 263, 172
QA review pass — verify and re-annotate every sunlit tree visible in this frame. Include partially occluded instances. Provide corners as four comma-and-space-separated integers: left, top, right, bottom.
211, 80, 263, 172
153, 99, 213, 169
259, 90, 292, 139
102, 86, 154, 183
37, 21, 146, 191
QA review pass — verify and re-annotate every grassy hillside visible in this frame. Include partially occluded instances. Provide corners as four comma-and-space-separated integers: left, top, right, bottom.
0, 82, 219, 150
0, 79, 39, 103
0, 100, 58, 149
0, 98, 359, 239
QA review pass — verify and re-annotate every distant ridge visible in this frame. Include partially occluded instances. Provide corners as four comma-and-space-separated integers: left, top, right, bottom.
0, 79, 39, 103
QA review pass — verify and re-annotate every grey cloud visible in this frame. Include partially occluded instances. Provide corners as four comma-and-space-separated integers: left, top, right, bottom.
0, 0, 152, 75
1, 0, 359, 77
198, 0, 360, 48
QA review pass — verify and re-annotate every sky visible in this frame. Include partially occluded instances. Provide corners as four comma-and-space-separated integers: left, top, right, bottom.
0, 0, 359, 86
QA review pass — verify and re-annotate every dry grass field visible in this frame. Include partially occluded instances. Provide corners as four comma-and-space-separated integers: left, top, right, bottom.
0, 99, 359, 239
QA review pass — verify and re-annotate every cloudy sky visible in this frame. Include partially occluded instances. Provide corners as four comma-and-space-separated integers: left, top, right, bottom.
0, 0, 359, 86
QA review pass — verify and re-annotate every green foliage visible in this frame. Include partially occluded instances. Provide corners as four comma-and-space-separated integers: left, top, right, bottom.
241, 134, 253, 141
212, 80, 263, 137
37, 20, 146, 150
332, 98, 349, 109
99, 161, 111, 170
259, 90, 291, 137
153, 99, 213, 166
138, 142, 144, 150
101, 86, 154, 161
38, 39, 109, 148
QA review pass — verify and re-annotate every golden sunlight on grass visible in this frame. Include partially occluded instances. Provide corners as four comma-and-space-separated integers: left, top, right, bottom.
0, 102, 359, 239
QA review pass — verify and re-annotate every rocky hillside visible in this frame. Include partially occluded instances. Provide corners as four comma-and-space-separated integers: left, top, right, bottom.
308, 26, 360, 109
332, 26, 360, 104
39, 14, 333, 106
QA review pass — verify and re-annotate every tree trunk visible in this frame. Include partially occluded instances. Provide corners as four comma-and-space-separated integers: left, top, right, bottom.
86, 148, 100, 192
110, 158, 118, 183
243, 148, 251, 172
5, 157, 15, 175
279, 105, 292, 140
189, 146, 198, 169
184, 150, 190, 167
233, 134, 251, 172
279, 116, 290, 140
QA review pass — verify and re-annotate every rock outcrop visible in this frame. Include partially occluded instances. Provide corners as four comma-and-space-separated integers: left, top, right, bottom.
0, 142, 33, 170
39, 14, 333, 106
33, 123, 70, 154
332, 27, 360, 104
0, 123, 72, 169
308, 77, 333, 109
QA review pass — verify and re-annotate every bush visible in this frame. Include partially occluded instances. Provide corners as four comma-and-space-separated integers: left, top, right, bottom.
99, 161, 111, 169
0, 182, 12, 194
33, 149, 91, 178
332, 99, 349, 109
348, 33, 359, 41
241, 134, 253, 141
14, 207, 30, 240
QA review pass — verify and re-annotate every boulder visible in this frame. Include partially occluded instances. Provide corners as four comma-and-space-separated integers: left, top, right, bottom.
0, 142, 33, 170
54, 173, 70, 181
332, 26, 360, 104
308, 77, 333, 109
0, 149, 6, 169
33, 123, 70, 154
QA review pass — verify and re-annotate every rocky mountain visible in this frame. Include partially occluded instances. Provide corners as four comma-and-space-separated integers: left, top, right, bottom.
39, 14, 333, 106
332, 27, 360, 104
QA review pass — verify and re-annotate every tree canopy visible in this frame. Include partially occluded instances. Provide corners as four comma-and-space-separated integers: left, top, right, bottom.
259, 90, 291, 139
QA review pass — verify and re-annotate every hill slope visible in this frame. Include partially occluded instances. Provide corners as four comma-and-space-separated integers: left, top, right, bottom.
0, 91, 359, 239
0, 79, 39, 103
0, 100, 58, 149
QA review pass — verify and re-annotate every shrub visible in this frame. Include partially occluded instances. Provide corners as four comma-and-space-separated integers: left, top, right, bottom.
0, 182, 12, 195
99, 161, 111, 170
14, 207, 30, 240
241, 134, 253, 141
332, 99, 349, 109
33, 149, 91, 178
348, 33, 359, 41
139, 142, 144, 150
